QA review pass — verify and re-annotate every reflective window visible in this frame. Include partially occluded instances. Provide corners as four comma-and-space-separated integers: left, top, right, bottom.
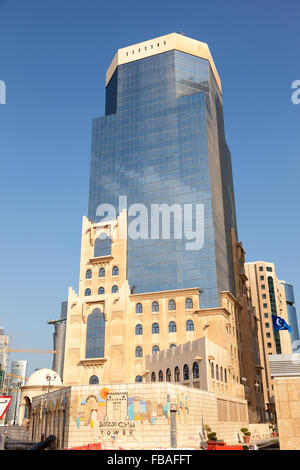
170, 343, 176, 349
169, 321, 176, 333
135, 346, 143, 357
185, 298, 193, 309
152, 301, 159, 312
135, 324, 143, 335
86, 308, 105, 358
94, 236, 111, 257
152, 322, 159, 334
85, 288, 91, 296
89, 375, 99, 385
98, 287, 105, 295
168, 300, 176, 310
152, 345, 159, 353
135, 375, 142, 382
112, 266, 119, 276
112, 285, 119, 293
86, 270, 92, 279
99, 268, 105, 278
186, 319, 194, 331
136, 303, 143, 313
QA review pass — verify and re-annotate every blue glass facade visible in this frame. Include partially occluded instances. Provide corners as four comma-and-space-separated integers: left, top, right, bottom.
281, 282, 300, 348
88, 48, 237, 308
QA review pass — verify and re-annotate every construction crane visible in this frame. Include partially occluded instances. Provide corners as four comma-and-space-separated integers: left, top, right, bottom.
6, 373, 29, 381
5, 348, 59, 354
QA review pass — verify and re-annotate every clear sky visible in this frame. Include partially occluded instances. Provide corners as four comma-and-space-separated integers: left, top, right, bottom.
0, 0, 299, 376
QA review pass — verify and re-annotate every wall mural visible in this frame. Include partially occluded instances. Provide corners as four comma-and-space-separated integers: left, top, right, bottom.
75, 387, 190, 439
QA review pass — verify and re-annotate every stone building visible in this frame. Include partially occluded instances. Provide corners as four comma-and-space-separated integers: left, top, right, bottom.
245, 261, 294, 420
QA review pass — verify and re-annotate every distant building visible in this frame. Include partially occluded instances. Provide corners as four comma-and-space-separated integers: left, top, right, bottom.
5, 360, 27, 424
48, 301, 67, 380
280, 281, 300, 349
245, 261, 294, 420
0, 327, 9, 392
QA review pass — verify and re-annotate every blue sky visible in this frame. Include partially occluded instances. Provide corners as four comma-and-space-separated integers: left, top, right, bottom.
0, 0, 299, 376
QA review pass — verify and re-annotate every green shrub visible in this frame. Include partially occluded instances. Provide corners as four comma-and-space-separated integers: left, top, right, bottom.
241, 428, 251, 436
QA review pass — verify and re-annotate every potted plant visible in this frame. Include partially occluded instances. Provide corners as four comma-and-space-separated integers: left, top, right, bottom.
204, 425, 224, 449
240, 428, 251, 443
269, 423, 278, 438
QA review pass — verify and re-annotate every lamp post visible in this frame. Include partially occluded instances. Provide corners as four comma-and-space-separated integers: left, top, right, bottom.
45, 373, 57, 393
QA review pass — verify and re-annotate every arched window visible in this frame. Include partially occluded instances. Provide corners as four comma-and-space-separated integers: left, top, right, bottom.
166, 368, 171, 382
112, 285, 118, 293
136, 303, 143, 314
193, 362, 199, 379
85, 288, 91, 296
186, 319, 194, 331
152, 301, 159, 312
98, 287, 105, 295
169, 321, 176, 333
185, 298, 193, 309
94, 236, 111, 257
168, 300, 176, 311
135, 346, 143, 357
174, 366, 180, 382
89, 375, 99, 385
183, 364, 189, 381
86, 269, 92, 279
86, 308, 105, 358
135, 324, 143, 335
151, 372, 156, 382
99, 268, 105, 278
216, 364, 219, 380
112, 266, 119, 276
152, 322, 159, 334
159, 370, 163, 382
152, 345, 160, 354
135, 375, 142, 383
170, 343, 176, 349
211, 362, 214, 379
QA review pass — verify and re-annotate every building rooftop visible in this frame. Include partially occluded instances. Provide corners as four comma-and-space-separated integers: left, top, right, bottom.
25, 368, 62, 387
106, 32, 221, 92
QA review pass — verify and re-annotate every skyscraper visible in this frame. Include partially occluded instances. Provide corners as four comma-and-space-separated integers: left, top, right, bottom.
48, 301, 67, 380
60, 34, 262, 425
280, 281, 300, 349
88, 33, 237, 308
5, 360, 27, 424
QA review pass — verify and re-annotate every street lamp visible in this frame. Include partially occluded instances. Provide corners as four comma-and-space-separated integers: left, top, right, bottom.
45, 373, 57, 393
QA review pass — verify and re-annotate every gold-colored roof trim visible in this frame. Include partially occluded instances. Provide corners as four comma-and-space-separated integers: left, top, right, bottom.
106, 32, 222, 93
